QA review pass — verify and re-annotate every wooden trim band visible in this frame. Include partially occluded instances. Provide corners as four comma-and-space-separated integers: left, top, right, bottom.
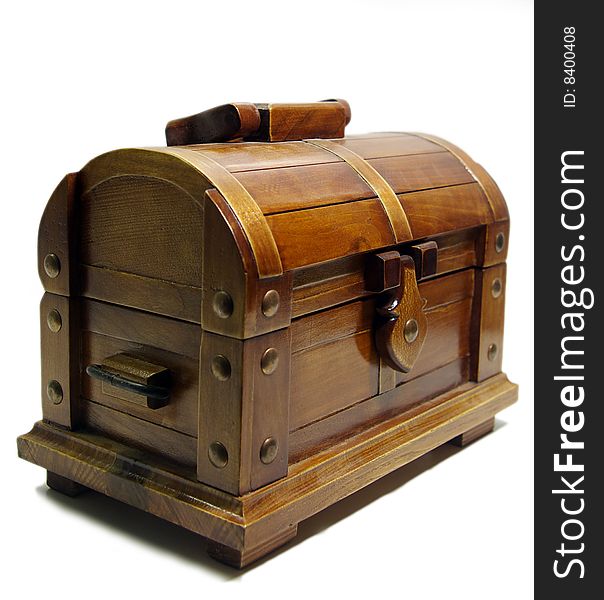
306, 139, 413, 243
409, 133, 507, 222
163, 147, 283, 278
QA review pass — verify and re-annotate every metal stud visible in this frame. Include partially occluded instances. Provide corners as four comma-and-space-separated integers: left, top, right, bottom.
404, 318, 419, 343
491, 278, 503, 298
261, 289, 280, 318
47, 380, 63, 405
261, 348, 279, 375
43, 253, 61, 278
495, 232, 505, 253
260, 437, 278, 465
47, 309, 63, 332
487, 343, 498, 361
211, 355, 231, 381
212, 290, 233, 319
208, 441, 228, 468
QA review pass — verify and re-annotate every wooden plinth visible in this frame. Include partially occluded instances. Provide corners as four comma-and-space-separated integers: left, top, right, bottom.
17, 373, 517, 568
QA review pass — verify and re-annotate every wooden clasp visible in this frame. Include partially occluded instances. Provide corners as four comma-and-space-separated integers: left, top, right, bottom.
369, 252, 428, 373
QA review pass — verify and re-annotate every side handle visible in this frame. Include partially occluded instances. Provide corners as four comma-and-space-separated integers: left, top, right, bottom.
86, 353, 171, 409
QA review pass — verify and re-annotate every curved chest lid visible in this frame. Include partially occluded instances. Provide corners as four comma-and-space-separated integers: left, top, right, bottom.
79, 102, 508, 280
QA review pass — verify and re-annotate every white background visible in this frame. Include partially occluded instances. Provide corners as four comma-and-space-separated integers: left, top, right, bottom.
1, 1, 533, 597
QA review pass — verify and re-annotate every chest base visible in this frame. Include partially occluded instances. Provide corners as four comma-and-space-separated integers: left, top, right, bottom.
18, 373, 517, 568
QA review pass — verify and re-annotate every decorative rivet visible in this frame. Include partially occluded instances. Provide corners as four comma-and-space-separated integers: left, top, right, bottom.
43, 253, 61, 278
261, 290, 280, 318
212, 290, 233, 319
404, 318, 419, 343
260, 437, 278, 465
208, 442, 228, 468
211, 355, 231, 381
47, 309, 63, 332
495, 232, 505, 253
261, 348, 279, 375
47, 380, 63, 405
487, 343, 498, 361
491, 278, 503, 298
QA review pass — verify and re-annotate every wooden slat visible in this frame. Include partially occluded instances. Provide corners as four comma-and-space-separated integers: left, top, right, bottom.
333, 133, 446, 159
289, 357, 469, 462
82, 400, 197, 468
290, 331, 379, 431
370, 153, 474, 195
81, 298, 200, 359
81, 265, 202, 324
291, 300, 374, 353
266, 198, 395, 271
187, 141, 341, 172
401, 183, 493, 238
235, 161, 375, 214
410, 133, 508, 222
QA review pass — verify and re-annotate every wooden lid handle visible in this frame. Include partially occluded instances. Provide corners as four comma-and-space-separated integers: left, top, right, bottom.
165, 100, 351, 145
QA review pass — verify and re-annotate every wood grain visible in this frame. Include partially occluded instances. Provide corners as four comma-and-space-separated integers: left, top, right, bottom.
400, 183, 493, 238
267, 101, 348, 141
410, 132, 509, 222
290, 358, 469, 462
81, 400, 197, 468
234, 161, 375, 214
80, 175, 204, 286
81, 265, 202, 323
267, 198, 396, 270
371, 152, 474, 195
81, 299, 200, 358
290, 331, 379, 430
189, 141, 340, 172
334, 133, 445, 159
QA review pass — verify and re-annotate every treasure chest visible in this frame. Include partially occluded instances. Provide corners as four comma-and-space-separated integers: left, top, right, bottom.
18, 100, 518, 567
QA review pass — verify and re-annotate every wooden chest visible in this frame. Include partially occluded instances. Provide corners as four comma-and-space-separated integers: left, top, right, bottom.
18, 100, 518, 567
